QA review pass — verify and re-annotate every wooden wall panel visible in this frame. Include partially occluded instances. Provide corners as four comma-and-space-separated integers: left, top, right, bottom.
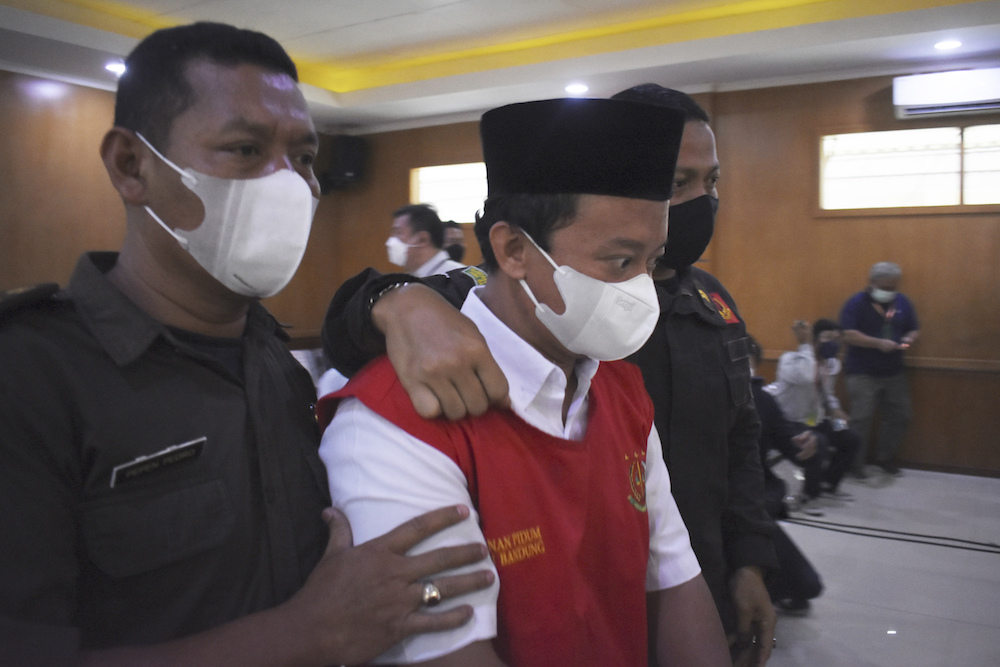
263, 122, 485, 334
0, 71, 122, 290
709, 78, 1000, 367
708, 77, 1000, 473
2, 68, 996, 472
904, 370, 1000, 472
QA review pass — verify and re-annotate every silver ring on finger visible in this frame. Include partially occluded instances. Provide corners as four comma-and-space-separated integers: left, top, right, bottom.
421, 581, 442, 607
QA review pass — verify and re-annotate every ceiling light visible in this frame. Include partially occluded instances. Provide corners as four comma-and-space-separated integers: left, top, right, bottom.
565, 83, 588, 95
934, 40, 962, 51
20, 80, 69, 101
106, 61, 126, 77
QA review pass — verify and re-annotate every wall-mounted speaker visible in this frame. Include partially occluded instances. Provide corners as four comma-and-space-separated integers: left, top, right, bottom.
319, 135, 369, 194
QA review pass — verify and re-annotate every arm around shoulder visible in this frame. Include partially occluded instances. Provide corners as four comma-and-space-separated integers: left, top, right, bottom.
321, 268, 420, 377
323, 267, 508, 420
372, 282, 509, 420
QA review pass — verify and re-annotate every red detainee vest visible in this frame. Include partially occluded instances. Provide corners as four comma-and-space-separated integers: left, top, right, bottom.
318, 357, 654, 667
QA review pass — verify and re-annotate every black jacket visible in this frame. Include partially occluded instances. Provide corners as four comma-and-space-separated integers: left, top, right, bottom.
627, 266, 776, 628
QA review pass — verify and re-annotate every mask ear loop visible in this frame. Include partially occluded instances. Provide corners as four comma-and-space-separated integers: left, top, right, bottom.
134, 132, 197, 250
135, 133, 198, 186
517, 230, 562, 309
519, 278, 542, 308
143, 206, 189, 249
520, 231, 561, 272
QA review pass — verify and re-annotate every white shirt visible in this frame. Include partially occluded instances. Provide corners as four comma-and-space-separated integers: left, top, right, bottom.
316, 367, 349, 398
765, 343, 843, 424
320, 288, 700, 663
413, 249, 467, 277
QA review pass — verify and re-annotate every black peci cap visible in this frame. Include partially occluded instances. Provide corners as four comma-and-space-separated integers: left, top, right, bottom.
480, 97, 685, 201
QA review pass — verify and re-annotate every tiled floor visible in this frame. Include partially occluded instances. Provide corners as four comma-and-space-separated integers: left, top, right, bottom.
765, 464, 1000, 667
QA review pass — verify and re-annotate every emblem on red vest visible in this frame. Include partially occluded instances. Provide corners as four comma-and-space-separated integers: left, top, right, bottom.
626, 453, 647, 512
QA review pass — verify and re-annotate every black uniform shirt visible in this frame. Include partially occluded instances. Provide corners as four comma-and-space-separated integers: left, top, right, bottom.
0, 253, 330, 659
627, 266, 776, 629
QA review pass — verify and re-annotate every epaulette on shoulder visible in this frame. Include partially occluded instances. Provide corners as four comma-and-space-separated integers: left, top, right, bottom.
0, 283, 62, 322
460, 265, 488, 286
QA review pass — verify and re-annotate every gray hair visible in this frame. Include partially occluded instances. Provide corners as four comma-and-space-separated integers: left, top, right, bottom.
870, 262, 902, 281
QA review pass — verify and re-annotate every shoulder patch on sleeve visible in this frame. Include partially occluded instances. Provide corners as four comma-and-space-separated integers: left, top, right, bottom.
0, 283, 61, 321
708, 292, 740, 324
461, 265, 488, 286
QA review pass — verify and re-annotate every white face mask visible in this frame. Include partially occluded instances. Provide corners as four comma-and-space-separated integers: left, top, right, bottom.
871, 288, 897, 304
385, 236, 411, 267
518, 232, 660, 361
137, 133, 319, 298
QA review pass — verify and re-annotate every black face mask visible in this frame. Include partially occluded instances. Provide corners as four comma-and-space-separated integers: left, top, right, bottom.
661, 194, 718, 271
445, 244, 465, 263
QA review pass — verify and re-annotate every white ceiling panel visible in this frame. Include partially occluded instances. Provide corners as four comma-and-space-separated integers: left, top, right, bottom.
0, 0, 997, 133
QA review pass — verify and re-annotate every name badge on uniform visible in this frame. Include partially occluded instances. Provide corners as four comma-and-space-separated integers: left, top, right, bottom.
110, 437, 206, 488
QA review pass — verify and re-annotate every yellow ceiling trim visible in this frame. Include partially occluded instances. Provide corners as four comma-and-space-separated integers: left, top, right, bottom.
2, 0, 982, 92
1, 0, 176, 37
300, 0, 979, 91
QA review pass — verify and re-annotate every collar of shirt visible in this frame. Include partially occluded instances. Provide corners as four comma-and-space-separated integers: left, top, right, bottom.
460, 287, 599, 440
414, 250, 459, 278
66, 251, 283, 367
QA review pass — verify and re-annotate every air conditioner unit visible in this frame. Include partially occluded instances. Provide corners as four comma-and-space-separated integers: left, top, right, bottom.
893, 68, 1000, 119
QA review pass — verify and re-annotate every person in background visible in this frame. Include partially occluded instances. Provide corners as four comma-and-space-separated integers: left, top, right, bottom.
0, 22, 492, 666
387, 204, 467, 276
765, 319, 860, 506
839, 262, 920, 477
443, 219, 467, 263
747, 337, 824, 614
319, 96, 729, 667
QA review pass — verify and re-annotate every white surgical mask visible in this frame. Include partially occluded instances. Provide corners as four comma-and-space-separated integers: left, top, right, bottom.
871, 288, 897, 304
385, 236, 411, 267
518, 232, 659, 361
137, 133, 318, 298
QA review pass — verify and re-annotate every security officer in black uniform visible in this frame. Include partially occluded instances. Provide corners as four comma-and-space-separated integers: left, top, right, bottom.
0, 23, 493, 666
613, 86, 777, 667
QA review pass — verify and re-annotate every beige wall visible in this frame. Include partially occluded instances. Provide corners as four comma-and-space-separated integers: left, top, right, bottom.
2, 68, 998, 472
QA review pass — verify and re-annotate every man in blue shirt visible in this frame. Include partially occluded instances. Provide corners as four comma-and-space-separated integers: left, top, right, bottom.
839, 262, 920, 476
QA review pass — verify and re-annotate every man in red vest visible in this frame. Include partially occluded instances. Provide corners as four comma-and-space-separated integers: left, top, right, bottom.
317, 98, 728, 666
